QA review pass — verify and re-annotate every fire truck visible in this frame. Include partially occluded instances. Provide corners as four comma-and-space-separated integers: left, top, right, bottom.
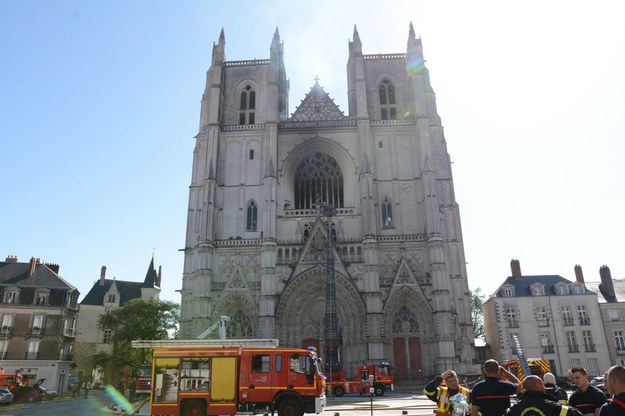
326, 359, 394, 397
501, 358, 551, 382
132, 339, 325, 416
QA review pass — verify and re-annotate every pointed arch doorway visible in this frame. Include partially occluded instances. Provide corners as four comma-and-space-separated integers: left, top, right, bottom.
391, 306, 422, 382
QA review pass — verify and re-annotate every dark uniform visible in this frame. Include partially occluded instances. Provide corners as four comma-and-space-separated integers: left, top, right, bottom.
471, 376, 517, 416
570, 385, 607, 416
599, 393, 625, 416
507, 391, 583, 416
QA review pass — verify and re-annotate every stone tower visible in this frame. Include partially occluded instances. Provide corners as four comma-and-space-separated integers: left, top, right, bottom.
179, 23, 475, 378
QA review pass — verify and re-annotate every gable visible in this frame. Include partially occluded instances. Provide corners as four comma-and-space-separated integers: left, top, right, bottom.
289, 82, 345, 121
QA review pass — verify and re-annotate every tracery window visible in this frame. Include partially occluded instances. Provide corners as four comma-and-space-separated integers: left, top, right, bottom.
246, 200, 258, 231
379, 80, 397, 120
392, 306, 418, 334
226, 309, 253, 338
381, 197, 393, 228
239, 84, 256, 125
294, 152, 343, 209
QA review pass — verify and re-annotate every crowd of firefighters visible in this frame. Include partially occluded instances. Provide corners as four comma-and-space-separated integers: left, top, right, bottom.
423, 360, 624, 416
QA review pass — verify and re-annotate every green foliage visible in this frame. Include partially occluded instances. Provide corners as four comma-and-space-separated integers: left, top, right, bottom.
96, 298, 179, 383
471, 288, 486, 340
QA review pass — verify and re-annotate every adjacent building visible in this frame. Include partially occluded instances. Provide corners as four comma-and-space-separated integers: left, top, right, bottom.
483, 260, 611, 377
0, 256, 79, 393
73, 257, 161, 383
585, 266, 625, 366
179, 23, 476, 378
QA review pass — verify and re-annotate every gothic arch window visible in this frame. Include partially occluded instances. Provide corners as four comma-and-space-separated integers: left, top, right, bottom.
226, 309, 253, 338
392, 306, 419, 334
239, 84, 256, 125
379, 79, 397, 120
246, 200, 258, 231
381, 197, 393, 228
294, 152, 344, 209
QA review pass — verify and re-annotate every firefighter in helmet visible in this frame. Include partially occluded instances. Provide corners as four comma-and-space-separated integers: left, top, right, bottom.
424, 370, 471, 416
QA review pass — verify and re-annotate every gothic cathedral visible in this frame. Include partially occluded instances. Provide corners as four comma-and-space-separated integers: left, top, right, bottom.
179, 23, 475, 378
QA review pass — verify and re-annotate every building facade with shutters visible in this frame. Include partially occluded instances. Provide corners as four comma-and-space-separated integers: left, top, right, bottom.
0, 256, 79, 393
179, 24, 476, 379
483, 260, 612, 378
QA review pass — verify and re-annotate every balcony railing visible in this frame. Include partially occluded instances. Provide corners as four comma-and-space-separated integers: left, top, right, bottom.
506, 320, 519, 328
63, 328, 77, 337
563, 317, 575, 326
538, 319, 550, 327
542, 345, 555, 353
579, 317, 591, 325
568, 344, 579, 353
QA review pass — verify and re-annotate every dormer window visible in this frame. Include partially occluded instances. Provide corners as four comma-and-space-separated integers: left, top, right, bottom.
571, 284, 584, 295
531, 285, 544, 296
108, 294, 116, 303
379, 80, 397, 120
3, 288, 20, 304
34, 289, 50, 305
502, 286, 514, 297
239, 84, 256, 125
555, 285, 568, 295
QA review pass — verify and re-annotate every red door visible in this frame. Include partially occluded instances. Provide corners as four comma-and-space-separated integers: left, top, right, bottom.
393, 337, 422, 381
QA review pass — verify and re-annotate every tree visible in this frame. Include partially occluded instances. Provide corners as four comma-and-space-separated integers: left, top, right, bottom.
95, 298, 179, 383
471, 287, 486, 340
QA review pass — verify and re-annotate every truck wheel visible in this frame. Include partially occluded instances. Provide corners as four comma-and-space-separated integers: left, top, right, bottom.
181, 399, 206, 416
333, 385, 345, 396
373, 384, 385, 397
278, 398, 303, 416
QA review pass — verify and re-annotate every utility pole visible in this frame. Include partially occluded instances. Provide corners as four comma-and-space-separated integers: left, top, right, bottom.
321, 203, 338, 394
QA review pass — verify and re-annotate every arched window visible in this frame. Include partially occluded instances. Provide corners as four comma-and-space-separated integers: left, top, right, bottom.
226, 309, 253, 338
3, 288, 20, 304
381, 197, 393, 228
239, 84, 256, 125
294, 152, 344, 209
392, 306, 419, 334
246, 200, 258, 231
379, 80, 397, 120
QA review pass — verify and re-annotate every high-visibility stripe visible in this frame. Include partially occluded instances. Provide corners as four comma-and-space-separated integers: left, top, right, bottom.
559, 405, 569, 416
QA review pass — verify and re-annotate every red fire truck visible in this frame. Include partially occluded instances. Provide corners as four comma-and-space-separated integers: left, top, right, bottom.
132, 339, 326, 416
326, 360, 394, 397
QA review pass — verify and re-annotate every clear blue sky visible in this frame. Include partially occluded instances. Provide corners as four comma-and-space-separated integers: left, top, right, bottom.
2, 0, 624, 305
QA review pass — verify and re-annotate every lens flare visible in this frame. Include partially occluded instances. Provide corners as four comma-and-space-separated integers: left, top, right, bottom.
105, 384, 134, 413
407, 55, 425, 75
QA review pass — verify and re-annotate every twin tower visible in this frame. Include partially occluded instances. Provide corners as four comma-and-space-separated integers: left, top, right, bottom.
179, 23, 476, 378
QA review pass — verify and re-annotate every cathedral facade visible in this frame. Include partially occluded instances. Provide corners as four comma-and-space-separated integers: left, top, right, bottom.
179, 23, 475, 378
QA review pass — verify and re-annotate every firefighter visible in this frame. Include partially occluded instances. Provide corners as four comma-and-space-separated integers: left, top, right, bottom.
471, 359, 521, 416
424, 370, 471, 416
506, 375, 582, 416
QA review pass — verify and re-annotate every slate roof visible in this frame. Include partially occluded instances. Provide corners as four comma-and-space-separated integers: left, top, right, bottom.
585, 280, 625, 303
0, 261, 75, 289
493, 274, 595, 297
80, 257, 159, 306
0, 259, 78, 306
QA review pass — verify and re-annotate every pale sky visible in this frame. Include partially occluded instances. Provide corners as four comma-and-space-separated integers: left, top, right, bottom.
2, 0, 624, 305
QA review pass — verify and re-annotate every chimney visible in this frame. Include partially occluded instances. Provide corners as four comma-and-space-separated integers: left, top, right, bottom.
574, 264, 584, 283
45, 263, 60, 274
510, 259, 522, 278
28, 257, 39, 277
4, 255, 18, 263
100, 266, 107, 286
599, 265, 617, 303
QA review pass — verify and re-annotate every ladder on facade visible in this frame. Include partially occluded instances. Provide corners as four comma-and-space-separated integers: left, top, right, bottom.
511, 334, 532, 377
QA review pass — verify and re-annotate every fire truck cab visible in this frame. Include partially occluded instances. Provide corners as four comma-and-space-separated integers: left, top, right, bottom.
132, 339, 325, 416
